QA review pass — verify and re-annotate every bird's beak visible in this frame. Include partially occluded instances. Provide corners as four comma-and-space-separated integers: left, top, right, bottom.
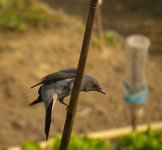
98, 89, 106, 94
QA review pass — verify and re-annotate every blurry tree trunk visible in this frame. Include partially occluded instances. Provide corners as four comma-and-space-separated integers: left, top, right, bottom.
94, 0, 104, 48
95, 3, 104, 40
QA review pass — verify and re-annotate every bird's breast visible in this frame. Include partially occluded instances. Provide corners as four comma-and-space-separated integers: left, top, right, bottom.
42, 80, 71, 100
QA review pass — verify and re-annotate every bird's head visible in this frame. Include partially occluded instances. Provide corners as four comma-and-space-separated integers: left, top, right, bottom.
81, 75, 105, 94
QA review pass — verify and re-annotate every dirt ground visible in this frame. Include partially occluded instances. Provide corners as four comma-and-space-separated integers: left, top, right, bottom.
0, 0, 162, 148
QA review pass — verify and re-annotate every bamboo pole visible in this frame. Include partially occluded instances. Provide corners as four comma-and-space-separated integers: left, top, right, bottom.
59, 0, 99, 150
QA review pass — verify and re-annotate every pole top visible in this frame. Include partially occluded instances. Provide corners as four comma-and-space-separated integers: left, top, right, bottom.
126, 34, 150, 50
99, 0, 103, 5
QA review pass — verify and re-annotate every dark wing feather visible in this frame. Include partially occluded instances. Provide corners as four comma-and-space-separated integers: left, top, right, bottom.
31, 82, 43, 88
30, 87, 42, 105
30, 96, 42, 106
41, 68, 77, 82
31, 68, 77, 88
45, 100, 53, 141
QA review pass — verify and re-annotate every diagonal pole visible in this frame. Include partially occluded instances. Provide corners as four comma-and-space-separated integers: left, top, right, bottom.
59, 0, 99, 150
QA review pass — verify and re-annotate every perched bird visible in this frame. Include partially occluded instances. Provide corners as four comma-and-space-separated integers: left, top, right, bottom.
30, 68, 105, 140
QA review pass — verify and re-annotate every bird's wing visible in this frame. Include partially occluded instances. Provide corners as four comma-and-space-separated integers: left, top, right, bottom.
30, 87, 42, 106
45, 93, 57, 141
31, 68, 77, 88
29, 95, 42, 106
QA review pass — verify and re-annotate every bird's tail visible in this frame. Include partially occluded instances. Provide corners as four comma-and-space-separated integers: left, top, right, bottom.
45, 100, 53, 141
30, 95, 42, 106
45, 94, 57, 140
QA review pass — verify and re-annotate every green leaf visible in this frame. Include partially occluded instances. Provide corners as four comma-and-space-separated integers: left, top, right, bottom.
0, 147, 8, 150
21, 141, 41, 150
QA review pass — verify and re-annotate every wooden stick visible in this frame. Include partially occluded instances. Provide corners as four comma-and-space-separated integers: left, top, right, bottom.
130, 104, 138, 130
59, 0, 99, 150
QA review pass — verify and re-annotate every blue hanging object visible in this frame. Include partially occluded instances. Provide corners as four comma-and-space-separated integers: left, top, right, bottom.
124, 83, 148, 103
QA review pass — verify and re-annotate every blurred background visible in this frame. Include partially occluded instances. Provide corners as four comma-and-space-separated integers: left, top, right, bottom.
0, 0, 162, 148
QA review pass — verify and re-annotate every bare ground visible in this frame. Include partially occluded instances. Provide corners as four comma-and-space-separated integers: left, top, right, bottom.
0, 0, 162, 148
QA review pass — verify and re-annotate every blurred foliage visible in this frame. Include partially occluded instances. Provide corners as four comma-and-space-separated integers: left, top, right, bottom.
92, 37, 102, 48
104, 30, 121, 46
0, 0, 50, 31
21, 141, 41, 150
0, 134, 111, 150
45, 134, 111, 150
0, 148, 8, 150
92, 30, 122, 48
117, 129, 162, 150
2, 131, 162, 150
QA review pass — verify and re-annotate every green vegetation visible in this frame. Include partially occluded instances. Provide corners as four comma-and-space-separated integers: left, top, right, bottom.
104, 30, 121, 46
2, 131, 162, 150
47, 134, 111, 150
0, 0, 50, 31
92, 30, 122, 48
117, 129, 162, 150
0, 148, 8, 150
21, 142, 41, 150
0, 134, 111, 150
92, 37, 102, 48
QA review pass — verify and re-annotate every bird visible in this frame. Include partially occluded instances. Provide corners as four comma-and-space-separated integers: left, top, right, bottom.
30, 68, 105, 140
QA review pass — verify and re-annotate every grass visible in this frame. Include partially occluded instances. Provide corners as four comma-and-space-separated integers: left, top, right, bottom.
0, 0, 51, 31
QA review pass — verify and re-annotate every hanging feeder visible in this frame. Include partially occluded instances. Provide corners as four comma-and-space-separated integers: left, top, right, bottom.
124, 34, 150, 129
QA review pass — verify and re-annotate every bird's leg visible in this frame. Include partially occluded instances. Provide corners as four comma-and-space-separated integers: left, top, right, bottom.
59, 98, 69, 111
66, 105, 69, 111
59, 98, 68, 107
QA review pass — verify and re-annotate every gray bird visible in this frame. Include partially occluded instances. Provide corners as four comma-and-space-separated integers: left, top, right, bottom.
30, 68, 105, 140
